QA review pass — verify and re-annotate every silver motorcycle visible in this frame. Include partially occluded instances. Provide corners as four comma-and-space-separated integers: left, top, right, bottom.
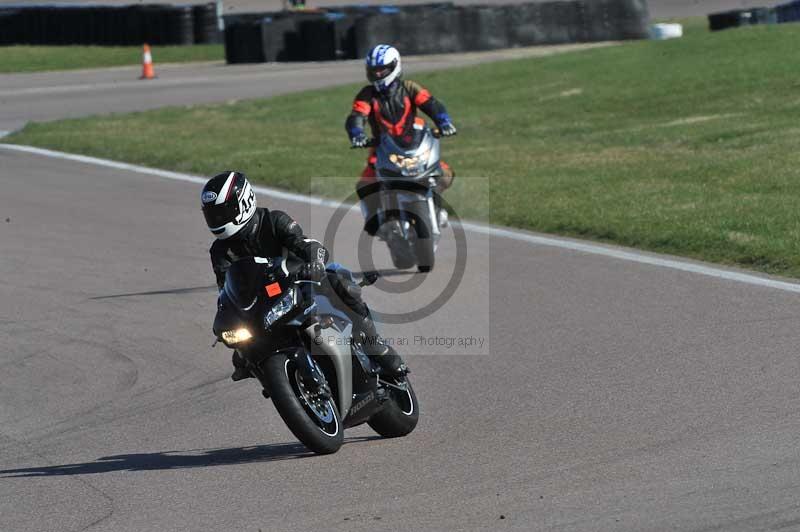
364, 125, 449, 272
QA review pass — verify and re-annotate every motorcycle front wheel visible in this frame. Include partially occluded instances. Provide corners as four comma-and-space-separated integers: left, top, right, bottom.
406, 201, 436, 272
384, 220, 416, 270
262, 353, 344, 454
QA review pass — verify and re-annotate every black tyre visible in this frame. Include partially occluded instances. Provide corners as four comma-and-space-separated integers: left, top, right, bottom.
385, 220, 416, 270
407, 201, 436, 272
368, 377, 419, 438
262, 354, 343, 454
414, 237, 435, 272
389, 243, 416, 270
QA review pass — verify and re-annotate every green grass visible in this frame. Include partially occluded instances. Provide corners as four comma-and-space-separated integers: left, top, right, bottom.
0, 45, 223, 73
8, 22, 800, 276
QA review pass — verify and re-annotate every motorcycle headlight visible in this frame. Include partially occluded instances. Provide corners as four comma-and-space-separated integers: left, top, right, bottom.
264, 288, 296, 328
221, 328, 253, 345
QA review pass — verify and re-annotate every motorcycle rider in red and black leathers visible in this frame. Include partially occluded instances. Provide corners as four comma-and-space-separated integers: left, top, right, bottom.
346, 44, 457, 235
201, 171, 407, 382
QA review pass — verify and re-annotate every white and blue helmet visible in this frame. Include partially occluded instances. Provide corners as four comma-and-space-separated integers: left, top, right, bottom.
366, 44, 401, 92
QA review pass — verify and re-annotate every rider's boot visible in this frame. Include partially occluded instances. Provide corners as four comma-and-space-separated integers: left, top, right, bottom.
231, 350, 253, 382
358, 316, 409, 378
437, 208, 449, 228
433, 167, 454, 228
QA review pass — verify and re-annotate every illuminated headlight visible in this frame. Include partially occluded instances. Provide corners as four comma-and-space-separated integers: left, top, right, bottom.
221, 328, 253, 345
264, 288, 296, 328
390, 153, 427, 170
417, 147, 431, 163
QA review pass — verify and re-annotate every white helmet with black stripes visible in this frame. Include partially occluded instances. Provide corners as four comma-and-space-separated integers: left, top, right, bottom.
366, 44, 401, 92
201, 171, 257, 240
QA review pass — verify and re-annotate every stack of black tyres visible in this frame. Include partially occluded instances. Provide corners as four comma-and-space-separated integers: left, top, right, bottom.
580, 0, 649, 41
354, 8, 464, 57
0, 8, 20, 45
194, 3, 222, 44
165, 5, 194, 45
708, 7, 777, 30
224, 0, 651, 63
0, 4, 215, 46
225, 15, 266, 63
299, 11, 362, 61
458, 6, 511, 51
775, 1, 800, 22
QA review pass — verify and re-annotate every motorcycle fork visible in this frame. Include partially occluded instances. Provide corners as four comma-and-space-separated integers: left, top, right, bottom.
293, 320, 327, 385
381, 188, 418, 239
426, 187, 441, 238
378, 189, 397, 233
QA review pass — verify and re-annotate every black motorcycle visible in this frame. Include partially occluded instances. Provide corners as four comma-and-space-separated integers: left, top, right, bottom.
213, 257, 419, 454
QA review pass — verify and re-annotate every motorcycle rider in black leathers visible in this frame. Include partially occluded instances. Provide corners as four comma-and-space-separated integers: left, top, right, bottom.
201, 171, 407, 382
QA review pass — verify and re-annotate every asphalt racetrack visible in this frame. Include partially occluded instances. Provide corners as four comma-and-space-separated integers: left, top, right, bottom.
0, 44, 608, 135
4, 144, 800, 531
3, 8, 800, 531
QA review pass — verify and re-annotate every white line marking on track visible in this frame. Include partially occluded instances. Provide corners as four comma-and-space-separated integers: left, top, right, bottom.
3, 142, 800, 295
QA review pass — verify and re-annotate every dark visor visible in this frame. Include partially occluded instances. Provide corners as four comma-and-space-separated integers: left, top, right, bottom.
203, 201, 240, 229
366, 60, 396, 82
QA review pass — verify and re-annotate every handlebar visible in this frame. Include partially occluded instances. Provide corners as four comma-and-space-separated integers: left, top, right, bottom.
293, 279, 322, 286
359, 271, 381, 287
350, 128, 443, 149
351, 138, 379, 149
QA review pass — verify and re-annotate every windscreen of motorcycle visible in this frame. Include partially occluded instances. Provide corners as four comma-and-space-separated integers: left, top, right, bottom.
223, 257, 279, 311
377, 127, 440, 177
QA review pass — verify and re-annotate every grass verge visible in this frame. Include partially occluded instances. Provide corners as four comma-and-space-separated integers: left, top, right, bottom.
7, 22, 800, 276
0, 45, 223, 73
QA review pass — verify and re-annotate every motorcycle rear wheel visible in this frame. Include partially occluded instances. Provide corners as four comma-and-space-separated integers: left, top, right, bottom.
368, 377, 419, 438
263, 354, 344, 455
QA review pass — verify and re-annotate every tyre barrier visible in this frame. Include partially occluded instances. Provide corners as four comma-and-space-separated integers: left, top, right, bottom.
458, 6, 511, 52
708, 6, 779, 31
0, 4, 223, 46
347, 0, 649, 60
224, 18, 265, 63
354, 8, 464, 57
299, 12, 357, 61
775, 1, 800, 23
194, 3, 222, 44
0, 1, 650, 57
0, 8, 21, 45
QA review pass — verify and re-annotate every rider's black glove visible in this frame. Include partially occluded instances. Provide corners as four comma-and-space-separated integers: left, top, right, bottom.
297, 261, 326, 283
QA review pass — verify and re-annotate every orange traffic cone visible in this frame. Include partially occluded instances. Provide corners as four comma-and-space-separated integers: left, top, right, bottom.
140, 44, 156, 80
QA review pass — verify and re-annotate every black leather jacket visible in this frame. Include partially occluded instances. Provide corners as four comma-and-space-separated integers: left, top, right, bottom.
210, 208, 328, 289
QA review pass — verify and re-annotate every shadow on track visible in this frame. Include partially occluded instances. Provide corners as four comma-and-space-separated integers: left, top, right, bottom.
89, 285, 217, 300
353, 269, 421, 279
87, 272, 419, 301
0, 437, 379, 477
